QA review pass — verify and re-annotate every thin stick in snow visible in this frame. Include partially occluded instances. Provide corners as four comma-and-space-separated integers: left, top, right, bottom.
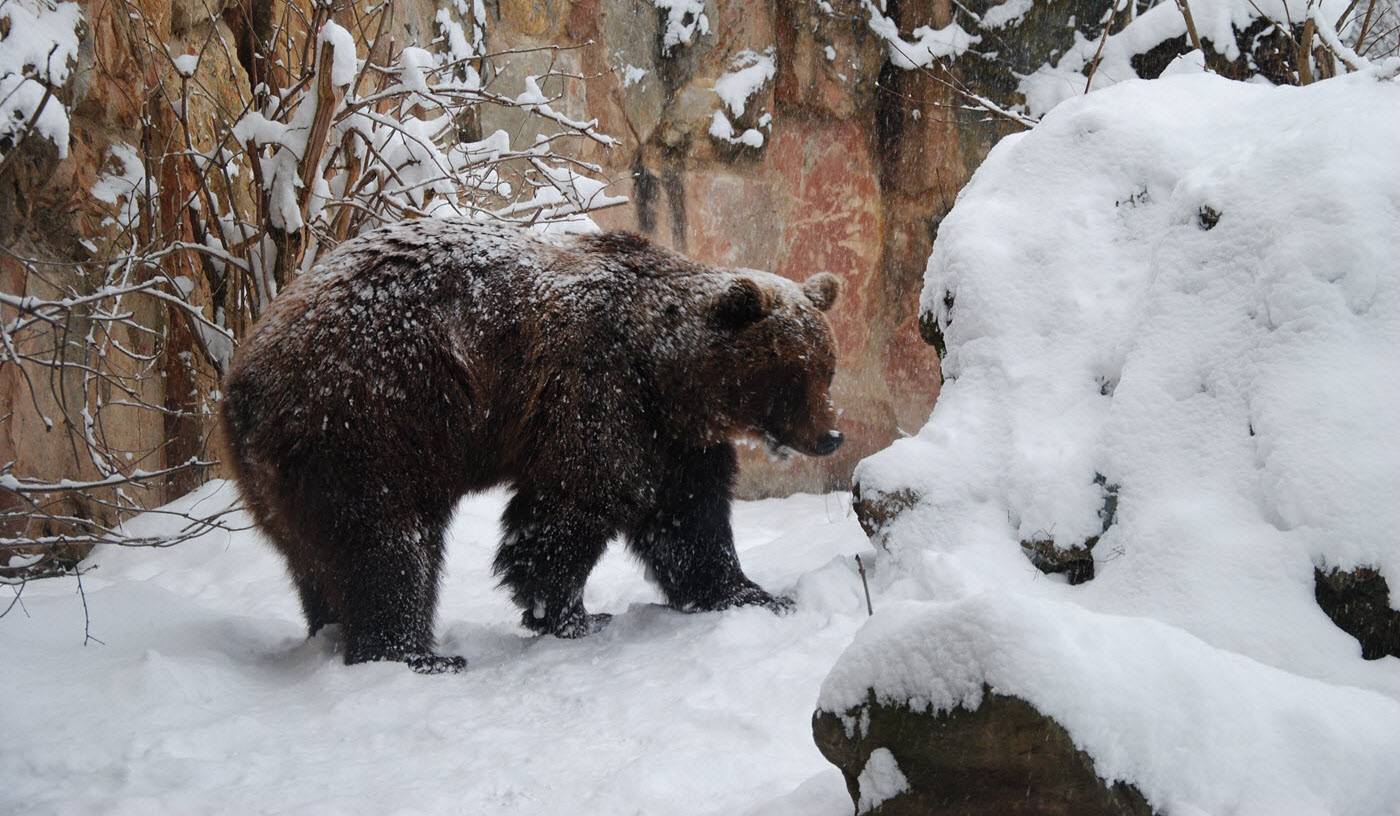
855, 554, 874, 616
1174, 0, 1207, 55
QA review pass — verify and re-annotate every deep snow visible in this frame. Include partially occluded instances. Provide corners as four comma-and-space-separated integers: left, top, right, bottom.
3, 483, 870, 815
835, 71, 1400, 814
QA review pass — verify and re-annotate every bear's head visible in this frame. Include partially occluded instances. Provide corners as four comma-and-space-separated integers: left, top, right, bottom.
707, 271, 844, 457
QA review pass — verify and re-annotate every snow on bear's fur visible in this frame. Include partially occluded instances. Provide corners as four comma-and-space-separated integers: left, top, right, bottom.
221, 218, 844, 672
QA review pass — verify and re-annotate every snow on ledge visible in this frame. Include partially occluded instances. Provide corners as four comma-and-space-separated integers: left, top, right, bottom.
653, 0, 710, 53
709, 50, 775, 149
713, 50, 775, 119
0, 0, 83, 157
860, 0, 978, 69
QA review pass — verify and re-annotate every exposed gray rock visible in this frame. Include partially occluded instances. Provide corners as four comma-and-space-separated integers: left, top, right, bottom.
814, 689, 1155, 815
1020, 474, 1118, 585
1315, 566, 1400, 660
851, 483, 921, 541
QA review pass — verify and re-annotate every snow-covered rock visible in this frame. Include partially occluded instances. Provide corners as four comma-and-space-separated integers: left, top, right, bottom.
825, 71, 1400, 814
814, 663, 1155, 815
1015, 0, 1388, 116
0, 0, 82, 157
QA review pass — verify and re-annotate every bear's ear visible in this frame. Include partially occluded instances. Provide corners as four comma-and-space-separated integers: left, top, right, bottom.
803, 272, 841, 311
711, 278, 772, 331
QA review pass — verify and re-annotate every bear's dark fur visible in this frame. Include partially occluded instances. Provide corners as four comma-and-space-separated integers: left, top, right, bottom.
221, 219, 843, 673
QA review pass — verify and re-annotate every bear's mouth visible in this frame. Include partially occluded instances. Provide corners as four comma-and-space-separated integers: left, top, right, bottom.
763, 433, 796, 461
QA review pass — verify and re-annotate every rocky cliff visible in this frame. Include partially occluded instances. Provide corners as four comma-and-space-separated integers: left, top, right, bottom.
2, 0, 1096, 549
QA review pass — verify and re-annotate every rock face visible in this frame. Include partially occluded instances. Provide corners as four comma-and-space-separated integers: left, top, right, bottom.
850, 482, 920, 540
1314, 567, 1400, 660
1, 1, 450, 554
560, 0, 968, 496
814, 691, 1155, 815
545, 0, 1117, 494
1, 0, 259, 541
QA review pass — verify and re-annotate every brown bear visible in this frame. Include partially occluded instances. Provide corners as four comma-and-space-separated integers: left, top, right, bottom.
221, 218, 843, 673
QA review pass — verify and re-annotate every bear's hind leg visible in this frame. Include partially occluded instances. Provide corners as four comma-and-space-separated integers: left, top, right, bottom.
494, 490, 613, 638
628, 445, 794, 615
339, 521, 465, 674
294, 572, 338, 636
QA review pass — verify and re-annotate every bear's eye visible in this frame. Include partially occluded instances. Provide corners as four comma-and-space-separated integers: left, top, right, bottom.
768, 369, 805, 408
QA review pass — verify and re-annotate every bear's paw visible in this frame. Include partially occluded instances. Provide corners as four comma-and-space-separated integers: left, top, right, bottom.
702, 584, 796, 616
405, 654, 469, 675
524, 607, 614, 639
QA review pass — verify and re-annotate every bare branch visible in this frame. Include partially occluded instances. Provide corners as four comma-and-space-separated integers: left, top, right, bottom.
1, 0, 625, 595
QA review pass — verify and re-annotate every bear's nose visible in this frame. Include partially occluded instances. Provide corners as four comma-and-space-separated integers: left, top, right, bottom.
813, 430, 844, 455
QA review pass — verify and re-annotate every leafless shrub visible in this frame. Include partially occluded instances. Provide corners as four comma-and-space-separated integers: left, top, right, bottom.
1, 0, 622, 595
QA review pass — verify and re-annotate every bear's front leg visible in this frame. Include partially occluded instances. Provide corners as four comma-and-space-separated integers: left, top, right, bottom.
628, 445, 795, 616
339, 525, 466, 674
493, 489, 614, 638
294, 572, 339, 637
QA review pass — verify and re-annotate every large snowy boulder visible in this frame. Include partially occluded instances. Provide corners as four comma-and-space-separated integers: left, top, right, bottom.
821, 71, 1400, 814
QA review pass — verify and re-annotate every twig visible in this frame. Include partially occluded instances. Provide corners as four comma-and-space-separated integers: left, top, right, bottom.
1351, 0, 1380, 53
855, 554, 874, 616
76, 568, 105, 647
1310, 1, 1375, 71
1174, 0, 1207, 55
1085, 0, 1124, 93
0, 45, 60, 179
1, 581, 27, 618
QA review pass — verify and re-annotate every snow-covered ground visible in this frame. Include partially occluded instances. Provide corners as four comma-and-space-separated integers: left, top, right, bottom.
3, 483, 873, 815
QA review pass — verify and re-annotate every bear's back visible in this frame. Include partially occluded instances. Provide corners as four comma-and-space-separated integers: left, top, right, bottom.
223, 220, 693, 455
223, 219, 729, 455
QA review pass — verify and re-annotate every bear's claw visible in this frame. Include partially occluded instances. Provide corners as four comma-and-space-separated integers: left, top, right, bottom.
405, 653, 468, 674
695, 584, 796, 616
758, 593, 797, 615
523, 607, 613, 639
553, 611, 613, 639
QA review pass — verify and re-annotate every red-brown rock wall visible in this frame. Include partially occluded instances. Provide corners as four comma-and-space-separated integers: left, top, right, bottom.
554, 0, 994, 494
5, 0, 1033, 513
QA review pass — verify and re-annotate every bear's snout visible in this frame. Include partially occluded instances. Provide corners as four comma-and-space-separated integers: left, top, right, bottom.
812, 430, 844, 456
